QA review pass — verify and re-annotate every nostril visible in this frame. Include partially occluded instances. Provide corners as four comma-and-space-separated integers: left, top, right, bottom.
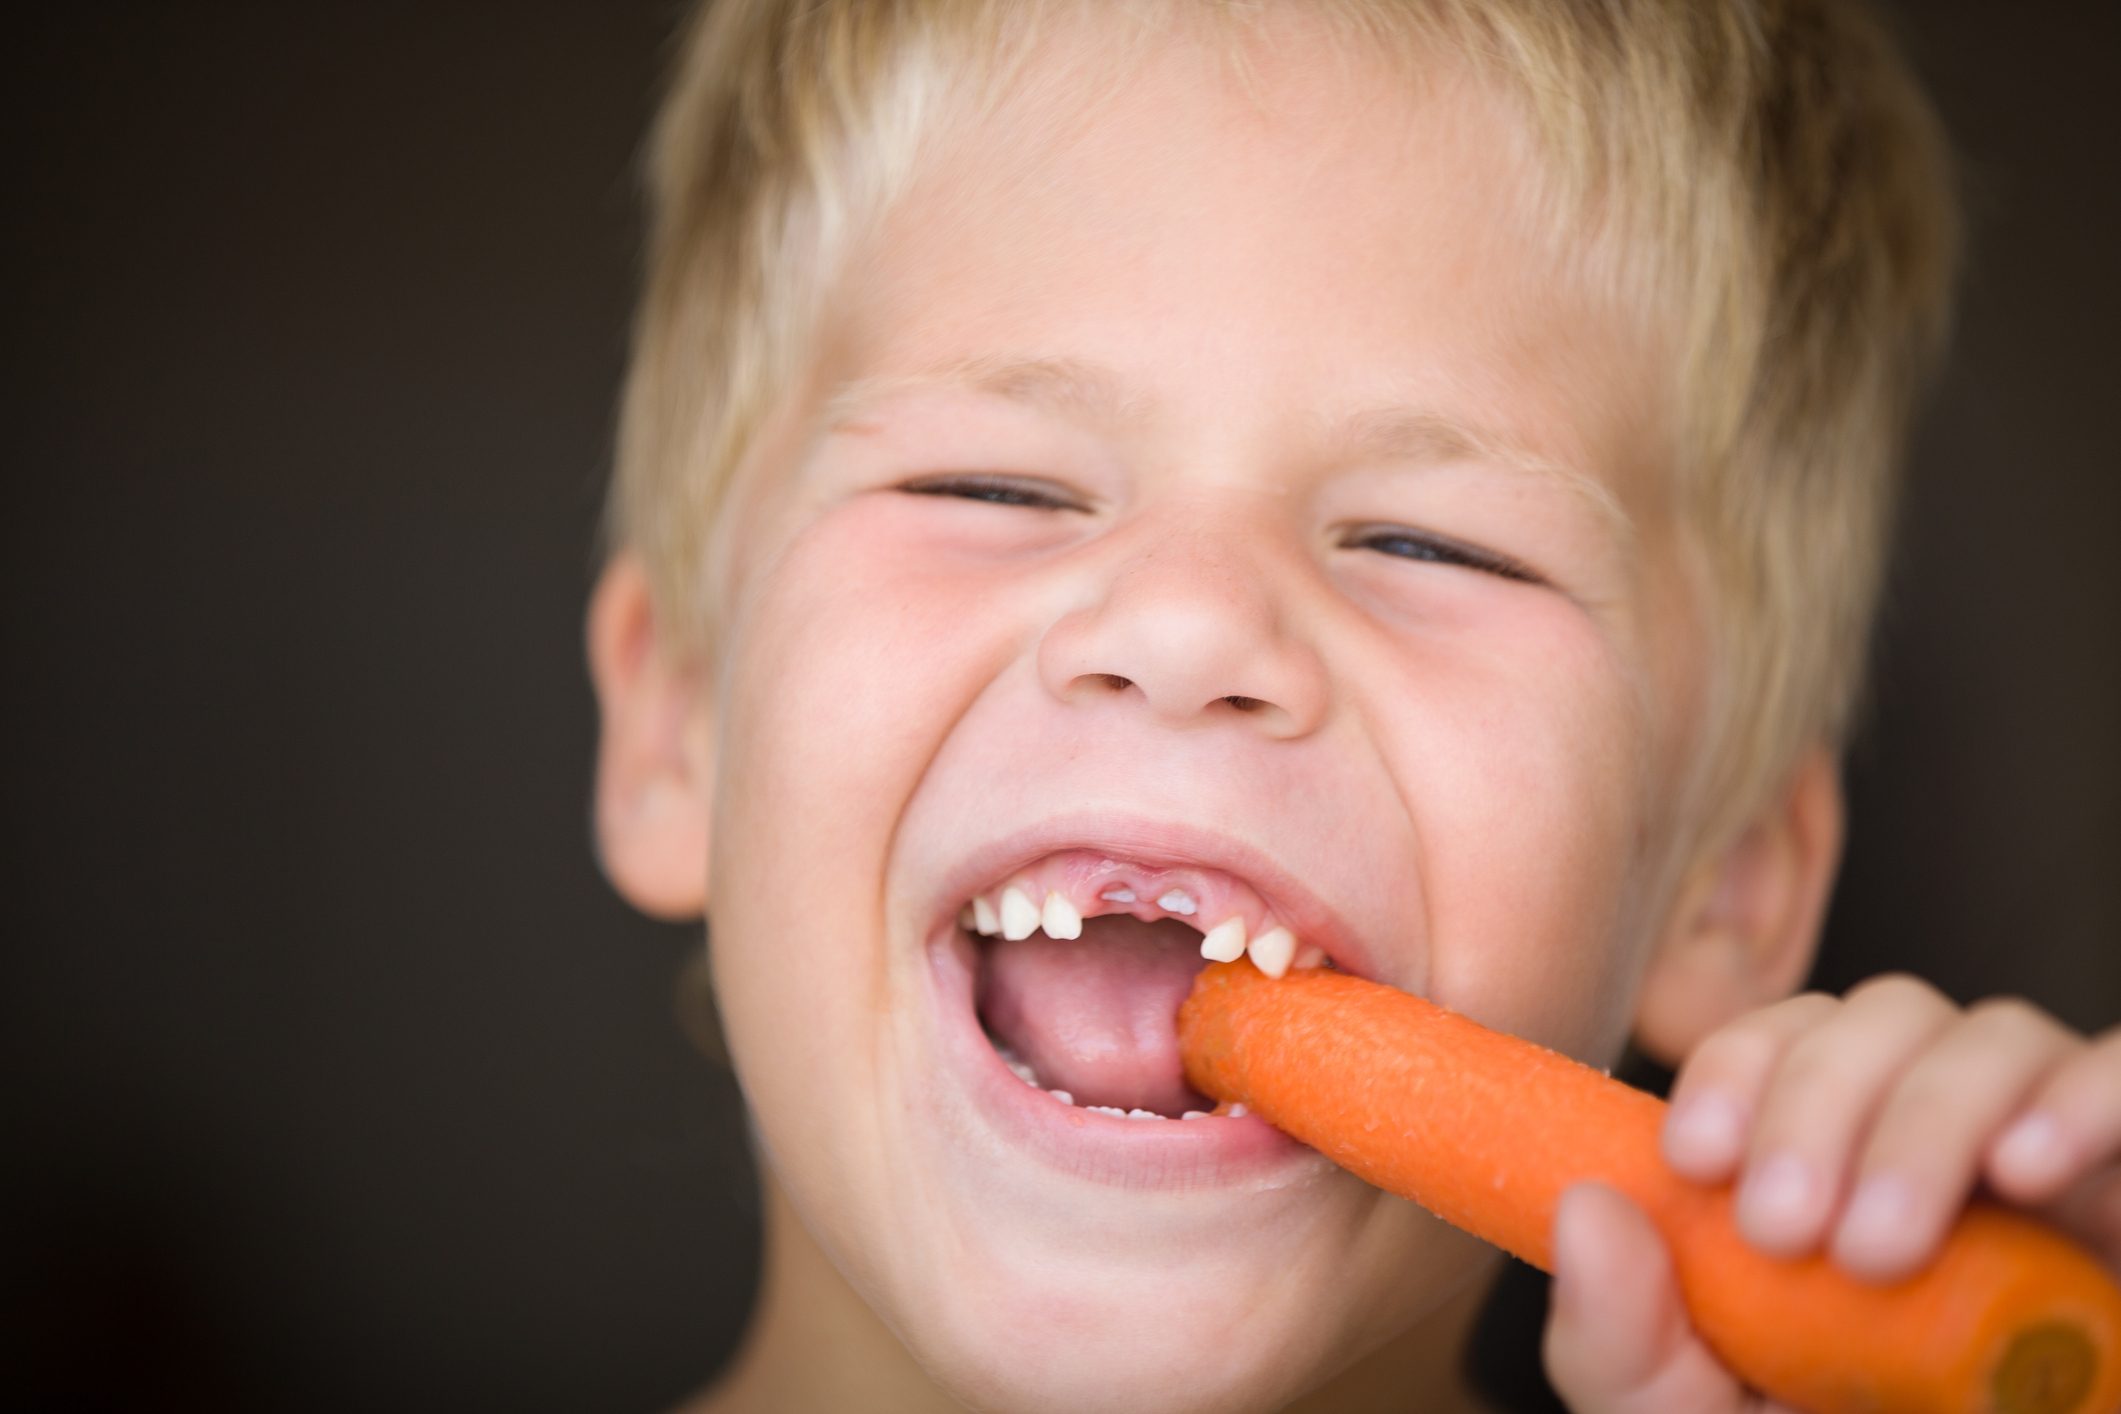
1222, 695, 1263, 712
1093, 673, 1133, 692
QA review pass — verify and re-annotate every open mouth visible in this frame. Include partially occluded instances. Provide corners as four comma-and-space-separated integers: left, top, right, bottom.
951, 848, 1336, 1121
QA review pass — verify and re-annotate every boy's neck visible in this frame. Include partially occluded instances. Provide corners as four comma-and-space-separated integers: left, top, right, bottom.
686, 1172, 1506, 1414
690, 1176, 936, 1413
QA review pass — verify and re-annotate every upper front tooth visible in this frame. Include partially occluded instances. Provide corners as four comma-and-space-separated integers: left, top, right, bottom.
999, 885, 1041, 940
1199, 916, 1247, 963
1100, 887, 1136, 903
1041, 890, 1083, 939
972, 895, 1001, 935
1156, 888, 1198, 916
1248, 925, 1297, 978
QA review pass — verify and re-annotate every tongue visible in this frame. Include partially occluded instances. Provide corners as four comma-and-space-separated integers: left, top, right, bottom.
977, 915, 1209, 1115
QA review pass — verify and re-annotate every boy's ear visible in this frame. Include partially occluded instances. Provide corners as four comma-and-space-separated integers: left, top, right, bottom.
1632, 746, 1845, 1066
587, 555, 714, 921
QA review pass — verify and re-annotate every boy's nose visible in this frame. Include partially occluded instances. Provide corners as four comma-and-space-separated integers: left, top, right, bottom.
1035, 521, 1328, 739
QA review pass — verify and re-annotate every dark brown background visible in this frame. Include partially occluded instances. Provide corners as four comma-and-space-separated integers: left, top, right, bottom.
5, 4, 2116, 1411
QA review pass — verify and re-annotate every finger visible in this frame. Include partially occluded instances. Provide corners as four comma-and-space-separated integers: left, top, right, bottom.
1545, 1183, 1763, 1412
1663, 992, 1843, 1184
2038, 1164, 2121, 1271
1737, 974, 1956, 1257
1989, 1024, 2121, 1203
1827, 997, 2074, 1280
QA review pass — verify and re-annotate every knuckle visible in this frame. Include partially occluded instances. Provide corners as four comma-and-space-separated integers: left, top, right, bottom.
1689, 1025, 1781, 1080
1681, 993, 1848, 1098
1873, 1064, 1960, 1133
1771, 1024, 1848, 1092
1776, 989, 1841, 1022
2053, 1030, 2121, 1099
1847, 971, 1948, 1015
1964, 995, 2060, 1045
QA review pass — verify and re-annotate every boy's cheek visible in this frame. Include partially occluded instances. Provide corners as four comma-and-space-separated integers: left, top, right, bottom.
718, 514, 983, 794
1350, 620, 1659, 1059
701, 518, 1021, 1035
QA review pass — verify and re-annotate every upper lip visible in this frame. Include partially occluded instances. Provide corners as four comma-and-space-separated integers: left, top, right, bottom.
926, 810, 1381, 981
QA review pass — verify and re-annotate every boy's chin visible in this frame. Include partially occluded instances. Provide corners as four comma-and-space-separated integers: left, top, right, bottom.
872, 1215, 1481, 1414
901, 1281, 1339, 1414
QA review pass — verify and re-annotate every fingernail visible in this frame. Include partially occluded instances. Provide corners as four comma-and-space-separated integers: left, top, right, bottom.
1664, 1092, 1744, 1171
1834, 1173, 1914, 1269
1738, 1153, 1816, 1245
1994, 1112, 2069, 1187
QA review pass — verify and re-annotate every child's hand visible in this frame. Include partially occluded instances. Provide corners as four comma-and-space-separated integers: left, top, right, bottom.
1541, 975, 2120, 1411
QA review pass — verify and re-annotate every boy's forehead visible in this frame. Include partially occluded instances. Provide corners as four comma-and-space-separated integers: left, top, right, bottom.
792, 12, 1675, 526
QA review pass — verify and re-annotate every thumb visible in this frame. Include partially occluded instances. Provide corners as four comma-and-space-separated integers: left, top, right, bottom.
1543, 1183, 1770, 1413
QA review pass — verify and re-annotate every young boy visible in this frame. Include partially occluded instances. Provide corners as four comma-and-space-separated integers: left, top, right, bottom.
586, 1, 2120, 1408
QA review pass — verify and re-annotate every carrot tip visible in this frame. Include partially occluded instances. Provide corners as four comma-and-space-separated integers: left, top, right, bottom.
1991, 1321, 2095, 1414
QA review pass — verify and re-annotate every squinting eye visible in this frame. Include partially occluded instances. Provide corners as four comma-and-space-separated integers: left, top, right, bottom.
898, 474, 1082, 511
1346, 527, 1541, 584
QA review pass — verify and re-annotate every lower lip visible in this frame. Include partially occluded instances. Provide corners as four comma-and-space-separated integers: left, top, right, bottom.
925, 922, 1321, 1189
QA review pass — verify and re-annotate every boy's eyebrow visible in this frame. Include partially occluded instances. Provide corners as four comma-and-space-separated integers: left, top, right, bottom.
820, 354, 1635, 543
1324, 404, 1636, 545
820, 354, 1149, 432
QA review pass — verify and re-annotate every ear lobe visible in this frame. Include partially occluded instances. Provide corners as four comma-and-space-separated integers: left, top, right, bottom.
1633, 747, 1845, 1066
587, 555, 713, 921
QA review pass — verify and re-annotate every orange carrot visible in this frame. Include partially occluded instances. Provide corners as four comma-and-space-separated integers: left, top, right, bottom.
1178, 960, 2121, 1414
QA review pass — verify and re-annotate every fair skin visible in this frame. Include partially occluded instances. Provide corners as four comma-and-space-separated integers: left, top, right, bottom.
590, 13, 2120, 1413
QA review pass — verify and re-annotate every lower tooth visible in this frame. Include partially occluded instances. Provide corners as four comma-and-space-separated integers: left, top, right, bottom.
993, 1042, 1041, 1087
1125, 1108, 1162, 1121
1086, 1105, 1128, 1118
1048, 1089, 1074, 1105
1181, 1110, 1209, 1120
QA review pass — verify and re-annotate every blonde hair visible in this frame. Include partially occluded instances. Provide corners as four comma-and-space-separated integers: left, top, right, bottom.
608, 0, 1958, 848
